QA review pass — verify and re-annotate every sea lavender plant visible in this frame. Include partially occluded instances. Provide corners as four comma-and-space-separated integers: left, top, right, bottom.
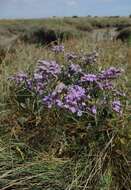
9, 47, 125, 120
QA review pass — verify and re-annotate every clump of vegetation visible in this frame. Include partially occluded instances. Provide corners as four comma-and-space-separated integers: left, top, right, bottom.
117, 27, 131, 42
20, 27, 80, 44
4, 45, 130, 189
72, 15, 79, 18
9, 47, 125, 121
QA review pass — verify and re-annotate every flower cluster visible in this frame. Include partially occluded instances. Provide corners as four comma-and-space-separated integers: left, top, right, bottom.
65, 51, 99, 65
43, 84, 86, 116
98, 67, 122, 80
81, 74, 97, 82
35, 60, 61, 78
9, 72, 28, 84
10, 60, 61, 95
68, 63, 82, 74
112, 100, 122, 113
51, 45, 64, 53
9, 46, 125, 118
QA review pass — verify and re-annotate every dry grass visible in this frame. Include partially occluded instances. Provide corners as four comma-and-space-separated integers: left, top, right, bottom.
0, 26, 131, 190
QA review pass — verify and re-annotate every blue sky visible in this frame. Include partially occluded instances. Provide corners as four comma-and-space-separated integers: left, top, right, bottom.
0, 0, 131, 18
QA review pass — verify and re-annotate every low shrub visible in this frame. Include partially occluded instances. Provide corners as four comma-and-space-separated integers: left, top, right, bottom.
20, 26, 79, 44
8, 46, 127, 156
0, 40, 129, 189
21, 27, 57, 44
75, 22, 93, 32
72, 15, 78, 18
117, 27, 131, 41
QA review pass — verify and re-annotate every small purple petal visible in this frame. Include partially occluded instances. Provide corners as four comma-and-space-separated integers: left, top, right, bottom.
112, 100, 122, 113
91, 106, 97, 114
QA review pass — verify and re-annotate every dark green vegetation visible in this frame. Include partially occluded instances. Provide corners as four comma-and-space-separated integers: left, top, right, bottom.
0, 17, 131, 190
117, 27, 131, 43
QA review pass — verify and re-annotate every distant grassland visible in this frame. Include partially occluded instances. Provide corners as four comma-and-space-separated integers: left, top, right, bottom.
0, 16, 131, 58
0, 16, 131, 41
0, 16, 131, 28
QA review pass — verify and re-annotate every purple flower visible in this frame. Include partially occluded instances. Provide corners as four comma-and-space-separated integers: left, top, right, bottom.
69, 63, 82, 74
32, 60, 61, 94
91, 105, 97, 115
34, 73, 43, 81
112, 100, 122, 113
43, 85, 86, 116
65, 85, 86, 102
8, 72, 28, 84
43, 94, 53, 108
81, 74, 97, 82
51, 45, 64, 53
56, 99, 63, 107
63, 85, 86, 115
34, 82, 44, 95
43, 83, 66, 108
36, 60, 61, 78
26, 79, 33, 90
99, 67, 122, 80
